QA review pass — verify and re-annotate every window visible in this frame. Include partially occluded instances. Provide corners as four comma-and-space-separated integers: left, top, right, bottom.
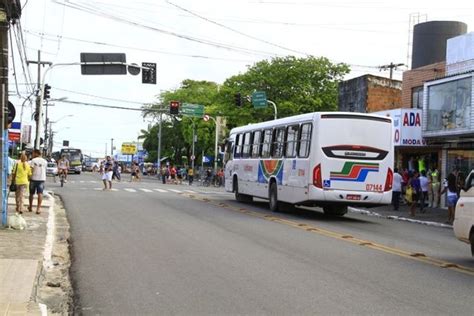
272, 127, 285, 158
234, 134, 243, 158
412, 86, 423, 109
251, 130, 262, 158
285, 125, 299, 158
298, 123, 312, 158
427, 77, 472, 131
261, 129, 272, 158
242, 132, 252, 158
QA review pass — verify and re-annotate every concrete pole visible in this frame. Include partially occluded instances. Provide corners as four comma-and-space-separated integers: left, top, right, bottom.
1, 8, 9, 226
191, 119, 195, 172
111, 138, 114, 157
157, 112, 162, 171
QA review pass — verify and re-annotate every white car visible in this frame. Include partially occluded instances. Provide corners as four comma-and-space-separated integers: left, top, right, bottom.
46, 162, 58, 177
453, 169, 474, 256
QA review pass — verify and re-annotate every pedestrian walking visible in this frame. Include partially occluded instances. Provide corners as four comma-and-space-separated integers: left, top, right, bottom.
419, 170, 429, 212
392, 167, 402, 211
170, 165, 177, 184
188, 167, 194, 185
28, 149, 48, 214
161, 165, 167, 184
112, 161, 121, 181
441, 168, 459, 224
12, 153, 32, 214
102, 156, 113, 190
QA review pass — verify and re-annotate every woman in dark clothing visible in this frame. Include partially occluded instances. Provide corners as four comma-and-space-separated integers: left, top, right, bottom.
409, 171, 421, 217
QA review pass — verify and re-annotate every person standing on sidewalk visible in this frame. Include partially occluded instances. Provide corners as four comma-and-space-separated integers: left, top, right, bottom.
29, 149, 48, 214
429, 167, 440, 208
188, 167, 194, 185
392, 168, 402, 211
13, 153, 32, 214
441, 168, 459, 224
419, 170, 429, 213
409, 171, 421, 217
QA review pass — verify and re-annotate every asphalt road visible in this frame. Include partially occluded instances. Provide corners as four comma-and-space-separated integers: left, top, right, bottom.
50, 172, 474, 315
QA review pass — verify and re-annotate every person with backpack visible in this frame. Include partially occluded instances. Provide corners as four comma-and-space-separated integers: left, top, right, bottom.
12, 153, 32, 214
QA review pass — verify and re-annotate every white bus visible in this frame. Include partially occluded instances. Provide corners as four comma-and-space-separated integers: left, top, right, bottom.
224, 112, 393, 216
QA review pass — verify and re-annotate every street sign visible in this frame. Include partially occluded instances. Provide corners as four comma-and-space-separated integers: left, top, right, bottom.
80, 53, 127, 75
181, 103, 204, 118
128, 63, 140, 76
121, 143, 137, 155
203, 114, 210, 121
142, 62, 157, 84
7, 101, 16, 125
8, 131, 20, 142
252, 91, 267, 109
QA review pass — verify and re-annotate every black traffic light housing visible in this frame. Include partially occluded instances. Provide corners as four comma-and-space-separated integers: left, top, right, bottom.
169, 100, 180, 115
44, 84, 51, 100
234, 92, 242, 107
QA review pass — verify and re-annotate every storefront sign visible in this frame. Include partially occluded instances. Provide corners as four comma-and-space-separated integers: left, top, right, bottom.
373, 108, 426, 147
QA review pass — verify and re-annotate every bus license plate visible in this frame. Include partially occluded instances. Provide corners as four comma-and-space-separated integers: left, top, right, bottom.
346, 194, 361, 201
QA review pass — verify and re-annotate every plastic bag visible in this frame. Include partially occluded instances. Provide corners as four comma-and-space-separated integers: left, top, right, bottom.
8, 213, 27, 230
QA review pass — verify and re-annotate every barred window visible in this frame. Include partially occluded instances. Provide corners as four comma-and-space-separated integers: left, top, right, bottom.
261, 129, 273, 158
285, 125, 299, 158
298, 123, 312, 158
272, 127, 285, 158
251, 130, 262, 158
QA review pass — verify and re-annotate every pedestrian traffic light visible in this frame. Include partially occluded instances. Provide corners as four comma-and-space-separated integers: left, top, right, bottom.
169, 100, 180, 115
43, 84, 51, 100
234, 92, 242, 107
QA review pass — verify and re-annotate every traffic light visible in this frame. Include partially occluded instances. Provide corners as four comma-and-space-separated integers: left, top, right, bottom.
234, 92, 242, 107
169, 100, 180, 115
44, 84, 51, 100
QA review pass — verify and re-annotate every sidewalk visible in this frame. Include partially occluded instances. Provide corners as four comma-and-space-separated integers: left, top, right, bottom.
350, 202, 452, 228
0, 190, 72, 316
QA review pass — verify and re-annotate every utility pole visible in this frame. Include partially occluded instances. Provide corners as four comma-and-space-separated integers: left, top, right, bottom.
379, 62, 405, 79
111, 138, 114, 157
27, 50, 52, 150
1, 1, 22, 226
157, 112, 162, 172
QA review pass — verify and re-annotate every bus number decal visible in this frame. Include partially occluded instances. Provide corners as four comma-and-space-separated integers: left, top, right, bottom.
366, 184, 383, 192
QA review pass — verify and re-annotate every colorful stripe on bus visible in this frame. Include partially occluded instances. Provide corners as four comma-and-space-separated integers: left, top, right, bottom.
330, 162, 379, 182
258, 160, 283, 184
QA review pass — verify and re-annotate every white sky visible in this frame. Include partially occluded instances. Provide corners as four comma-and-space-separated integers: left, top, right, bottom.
8, 0, 473, 157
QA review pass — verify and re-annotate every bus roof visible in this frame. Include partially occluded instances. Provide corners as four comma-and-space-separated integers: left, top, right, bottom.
229, 111, 391, 135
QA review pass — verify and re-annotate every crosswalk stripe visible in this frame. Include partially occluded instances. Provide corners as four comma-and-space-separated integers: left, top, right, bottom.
140, 188, 153, 193
184, 190, 196, 193
154, 189, 168, 193
124, 188, 137, 193
168, 189, 182, 193
110, 188, 119, 191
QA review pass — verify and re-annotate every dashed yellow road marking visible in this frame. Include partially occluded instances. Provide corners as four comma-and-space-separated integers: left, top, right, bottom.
184, 193, 474, 277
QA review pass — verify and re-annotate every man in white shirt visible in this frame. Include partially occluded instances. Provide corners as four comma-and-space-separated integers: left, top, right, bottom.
392, 167, 402, 211
419, 170, 429, 213
29, 149, 48, 214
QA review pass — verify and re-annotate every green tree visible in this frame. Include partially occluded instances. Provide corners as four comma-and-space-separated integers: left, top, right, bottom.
218, 56, 350, 129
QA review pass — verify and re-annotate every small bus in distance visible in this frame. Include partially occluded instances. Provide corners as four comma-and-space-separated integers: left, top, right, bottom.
224, 112, 393, 216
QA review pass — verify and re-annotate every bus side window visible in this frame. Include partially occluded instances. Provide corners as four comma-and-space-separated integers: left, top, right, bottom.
298, 123, 312, 158
234, 134, 243, 158
251, 130, 262, 158
224, 140, 234, 162
242, 132, 252, 158
272, 127, 285, 158
285, 125, 299, 158
261, 129, 272, 158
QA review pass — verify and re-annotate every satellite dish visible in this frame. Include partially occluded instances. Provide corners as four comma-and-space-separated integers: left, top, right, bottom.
128, 63, 140, 76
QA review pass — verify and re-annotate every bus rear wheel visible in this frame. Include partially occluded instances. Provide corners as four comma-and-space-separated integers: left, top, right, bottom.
323, 205, 348, 217
269, 182, 280, 212
234, 178, 253, 203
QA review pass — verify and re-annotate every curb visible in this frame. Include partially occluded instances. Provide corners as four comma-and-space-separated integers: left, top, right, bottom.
348, 207, 453, 229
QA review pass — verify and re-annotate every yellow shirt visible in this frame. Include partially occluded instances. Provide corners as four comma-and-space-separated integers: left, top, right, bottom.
14, 161, 32, 185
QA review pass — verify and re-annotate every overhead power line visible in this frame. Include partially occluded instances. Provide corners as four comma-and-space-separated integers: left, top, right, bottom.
165, 0, 311, 56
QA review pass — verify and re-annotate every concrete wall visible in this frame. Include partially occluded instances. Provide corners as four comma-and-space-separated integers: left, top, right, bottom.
338, 75, 401, 113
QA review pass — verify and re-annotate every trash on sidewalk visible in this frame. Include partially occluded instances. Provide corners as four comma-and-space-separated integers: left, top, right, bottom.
8, 213, 27, 230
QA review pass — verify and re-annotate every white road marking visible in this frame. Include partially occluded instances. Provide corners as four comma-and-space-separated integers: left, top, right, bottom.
154, 189, 168, 193
124, 188, 137, 193
168, 189, 182, 193
184, 190, 196, 193
140, 188, 153, 193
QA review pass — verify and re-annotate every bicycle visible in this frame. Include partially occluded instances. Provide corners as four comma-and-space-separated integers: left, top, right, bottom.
59, 170, 66, 187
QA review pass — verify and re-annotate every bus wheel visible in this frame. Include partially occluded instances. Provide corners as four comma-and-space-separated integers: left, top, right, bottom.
269, 182, 280, 212
323, 205, 348, 217
234, 178, 252, 203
